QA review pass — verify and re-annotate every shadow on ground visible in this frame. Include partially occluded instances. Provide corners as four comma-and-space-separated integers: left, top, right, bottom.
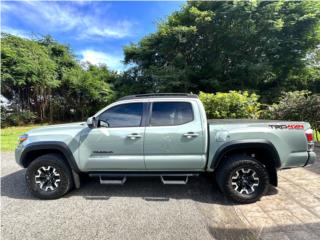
1, 169, 277, 205
305, 144, 320, 175
208, 222, 320, 240
305, 161, 320, 175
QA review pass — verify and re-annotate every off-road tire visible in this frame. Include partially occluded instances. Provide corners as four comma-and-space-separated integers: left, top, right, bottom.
26, 154, 73, 199
216, 155, 269, 204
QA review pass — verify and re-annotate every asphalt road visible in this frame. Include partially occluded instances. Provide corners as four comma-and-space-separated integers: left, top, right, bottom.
2, 147, 319, 240
1, 152, 253, 240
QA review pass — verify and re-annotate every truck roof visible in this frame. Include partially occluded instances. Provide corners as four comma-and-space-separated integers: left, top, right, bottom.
118, 93, 198, 101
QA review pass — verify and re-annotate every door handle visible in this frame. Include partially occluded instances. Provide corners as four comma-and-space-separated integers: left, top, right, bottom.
183, 132, 199, 139
127, 133, 142, 140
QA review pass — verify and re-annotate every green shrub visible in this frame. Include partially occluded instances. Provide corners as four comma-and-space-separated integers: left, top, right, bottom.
263, 91, 320, 141
262, 91, 309, 120
1, 110, 36, 127
199, 91, 261, 119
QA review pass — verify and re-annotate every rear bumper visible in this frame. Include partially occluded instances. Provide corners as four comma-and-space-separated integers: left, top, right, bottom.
281, 150, 316, 169
304, 151, 317, 167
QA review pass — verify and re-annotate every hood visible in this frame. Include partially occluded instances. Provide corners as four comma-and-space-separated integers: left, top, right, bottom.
27, 122, 87, 135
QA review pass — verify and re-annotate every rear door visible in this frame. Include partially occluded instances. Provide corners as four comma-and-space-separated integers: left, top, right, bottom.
144, 100, 206, 170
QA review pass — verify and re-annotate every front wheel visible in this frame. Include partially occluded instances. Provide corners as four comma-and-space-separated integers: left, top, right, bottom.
26, 154, 73, 199
216, 155, 269, 204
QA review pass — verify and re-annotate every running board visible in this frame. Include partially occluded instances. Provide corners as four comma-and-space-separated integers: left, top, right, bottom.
89, 172, 199, 185
89, 172, 199, 177
160, 176, 188, 185
99, 176, 127, 185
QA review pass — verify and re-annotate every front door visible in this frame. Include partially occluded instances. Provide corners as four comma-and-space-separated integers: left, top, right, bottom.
79, 102, 146, 171
144, 101, 206, 170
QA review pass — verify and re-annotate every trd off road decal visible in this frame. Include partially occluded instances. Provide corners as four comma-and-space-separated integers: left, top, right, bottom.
269, 124, 304, 130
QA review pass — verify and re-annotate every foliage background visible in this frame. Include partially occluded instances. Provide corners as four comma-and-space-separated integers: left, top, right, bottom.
199, 91, 261, 119
1, 1, 320, 135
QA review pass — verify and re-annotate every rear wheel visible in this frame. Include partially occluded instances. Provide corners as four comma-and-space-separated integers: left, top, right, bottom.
216, 155, 269, 204
26, 154, 73, 199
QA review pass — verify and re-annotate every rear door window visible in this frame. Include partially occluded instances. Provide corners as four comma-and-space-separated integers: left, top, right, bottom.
150, 102, 194, 126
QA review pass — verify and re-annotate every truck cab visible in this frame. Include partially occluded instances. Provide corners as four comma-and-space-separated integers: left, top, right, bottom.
81, 94, 207, 171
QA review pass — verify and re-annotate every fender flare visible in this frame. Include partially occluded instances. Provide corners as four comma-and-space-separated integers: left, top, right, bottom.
210, 139, 281, 170
20, 141, 81, 188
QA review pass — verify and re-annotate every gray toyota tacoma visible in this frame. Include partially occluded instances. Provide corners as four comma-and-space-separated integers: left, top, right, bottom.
15, 93, 316, 203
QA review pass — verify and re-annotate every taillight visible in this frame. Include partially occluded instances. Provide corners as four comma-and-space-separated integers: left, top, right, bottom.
305, 129, 313, 142
306, 129, 315, 151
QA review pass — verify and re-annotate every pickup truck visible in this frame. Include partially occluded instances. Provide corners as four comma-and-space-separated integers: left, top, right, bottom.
15, 93, 316, 203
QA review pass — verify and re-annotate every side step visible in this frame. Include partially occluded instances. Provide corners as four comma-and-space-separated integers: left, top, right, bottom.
89, 172, 199, 185
160, 176, 188, 185
99, 176, 127, 185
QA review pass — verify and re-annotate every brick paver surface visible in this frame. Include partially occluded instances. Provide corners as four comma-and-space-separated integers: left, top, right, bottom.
234, 145, 320, 240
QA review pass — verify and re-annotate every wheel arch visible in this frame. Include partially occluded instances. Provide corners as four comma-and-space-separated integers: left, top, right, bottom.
21, 142, 81, 188
211, 140, 280, 186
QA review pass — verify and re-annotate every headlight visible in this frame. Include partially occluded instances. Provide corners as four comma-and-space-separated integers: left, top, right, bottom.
18, 134, 28, 144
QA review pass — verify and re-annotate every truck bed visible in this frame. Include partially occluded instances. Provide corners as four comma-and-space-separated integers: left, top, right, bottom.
207, 119, 307, 125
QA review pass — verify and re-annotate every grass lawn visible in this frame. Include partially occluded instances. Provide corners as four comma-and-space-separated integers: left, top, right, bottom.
1, 125, 44, 151
315, 131, 320, 143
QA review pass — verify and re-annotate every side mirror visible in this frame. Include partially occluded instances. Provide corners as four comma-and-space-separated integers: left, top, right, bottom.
87, 117, 97, 128
99, 120, 109, 128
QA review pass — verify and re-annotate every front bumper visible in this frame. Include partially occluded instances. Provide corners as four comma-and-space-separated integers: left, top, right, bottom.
15, 144, 25, 167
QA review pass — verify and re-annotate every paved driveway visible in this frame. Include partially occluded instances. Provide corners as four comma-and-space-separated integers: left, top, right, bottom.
234, 146, 320, 240
1, 146, 319, 240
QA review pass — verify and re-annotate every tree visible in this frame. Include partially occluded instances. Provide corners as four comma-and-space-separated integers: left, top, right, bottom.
1, 34, 115, 123
61, 63, 114, 120
1, 33, 58, 121
123, 1, 320, 101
